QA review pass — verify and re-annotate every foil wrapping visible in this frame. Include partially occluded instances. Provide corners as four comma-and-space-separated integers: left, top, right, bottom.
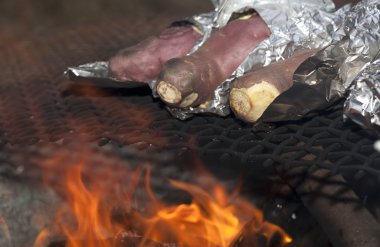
260, 0, 380, 130
167, 0, 344, 119
65, 0, 341, 119
65, 0, 380, 130
65, 61, 147, 88
344, 56, 380, 129
336, 0, 380, 130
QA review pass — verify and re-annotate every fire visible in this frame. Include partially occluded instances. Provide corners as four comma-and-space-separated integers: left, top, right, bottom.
56, 164, 124, 247
144, 180, 252, 246
34, 154, 292, 247
0, 214, 12, 246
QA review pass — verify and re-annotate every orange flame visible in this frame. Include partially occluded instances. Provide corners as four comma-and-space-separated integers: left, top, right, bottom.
142, 179, 292, 247
57, 164, 124, 247
0, 214, 12, 247
34, 155, 292, 247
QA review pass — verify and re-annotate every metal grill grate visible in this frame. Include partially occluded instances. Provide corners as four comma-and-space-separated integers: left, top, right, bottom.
1, 14, 380, 247
0, 15, 379, 184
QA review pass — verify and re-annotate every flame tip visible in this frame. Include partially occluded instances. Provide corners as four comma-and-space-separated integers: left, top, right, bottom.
284, 235, 293, 244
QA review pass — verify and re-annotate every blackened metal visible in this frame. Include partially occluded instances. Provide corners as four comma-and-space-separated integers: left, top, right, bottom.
283, 168, 380, 247
0, 15, 380, 247
0, 16, 379, 187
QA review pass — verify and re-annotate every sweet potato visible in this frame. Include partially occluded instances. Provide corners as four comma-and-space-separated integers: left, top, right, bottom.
229, 48, 319, 123
109, 23, 202, 82
156, 14, 271, 108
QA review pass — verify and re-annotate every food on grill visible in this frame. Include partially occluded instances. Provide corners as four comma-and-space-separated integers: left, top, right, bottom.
156, 14, 271, 108
109, 24, 202, 82
230, 48, 319, 123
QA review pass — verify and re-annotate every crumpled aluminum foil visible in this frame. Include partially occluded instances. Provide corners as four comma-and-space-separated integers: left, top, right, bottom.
344, 56, 380, 129
66, 61, 147, 88
338, 0, 380, 130
66, 0, 380, 131
260, 0, 380, 131
167, 0, 344, 119
65, 0, 342, 119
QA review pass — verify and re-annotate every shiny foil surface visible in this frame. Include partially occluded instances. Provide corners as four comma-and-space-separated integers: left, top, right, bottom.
65, 0, 380, 131
165, 0, 341, 119
261, 0, 380, 131
344, 56, 380, 129
335, 0, 380, 130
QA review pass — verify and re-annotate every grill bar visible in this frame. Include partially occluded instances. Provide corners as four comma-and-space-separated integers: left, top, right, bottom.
284, 167, 380, 247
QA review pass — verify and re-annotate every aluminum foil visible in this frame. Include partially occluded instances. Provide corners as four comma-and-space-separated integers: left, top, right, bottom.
344, 56, 380, 129
172, 0, 349, 119
259, 0, 380, 130
65, 61, 148, 88
64, 11, 215, 92
65, 0, 342, 119
66, 0, 380, 127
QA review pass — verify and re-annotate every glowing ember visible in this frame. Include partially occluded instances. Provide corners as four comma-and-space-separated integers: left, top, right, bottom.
34, 155, 291, 247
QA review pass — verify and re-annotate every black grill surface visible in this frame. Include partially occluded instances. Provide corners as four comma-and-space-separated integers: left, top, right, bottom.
1, 12, 380, 247
0, 13, 379, 187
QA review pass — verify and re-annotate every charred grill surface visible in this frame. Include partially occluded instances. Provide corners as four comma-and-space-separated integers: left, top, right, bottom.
0, 8, 379, 247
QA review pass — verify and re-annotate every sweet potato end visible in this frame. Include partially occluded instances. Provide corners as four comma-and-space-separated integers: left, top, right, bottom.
230, 81, 281, 122
157, 81, 182, 104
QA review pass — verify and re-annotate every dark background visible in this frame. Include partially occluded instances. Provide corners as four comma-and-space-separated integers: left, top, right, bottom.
0, 0, 357, 46
0, 0, 213, 46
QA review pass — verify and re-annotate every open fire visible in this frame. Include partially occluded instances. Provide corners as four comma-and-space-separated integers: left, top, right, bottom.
32, 151, 291, 247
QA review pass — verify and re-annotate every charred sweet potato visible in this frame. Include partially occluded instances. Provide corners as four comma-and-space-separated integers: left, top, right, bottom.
230, 49, 319, 123
109, 24, 202, 82
156, 14, 271, 108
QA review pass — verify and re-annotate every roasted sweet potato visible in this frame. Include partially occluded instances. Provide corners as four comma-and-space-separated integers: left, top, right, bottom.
109, 23, 202, 82
230, 49, 319, 123
156, 14, 271, 108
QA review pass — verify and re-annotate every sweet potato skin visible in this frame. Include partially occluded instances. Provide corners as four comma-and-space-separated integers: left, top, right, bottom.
230, 49, 320, 123
109, 25, 201, 82
156, 15, 271, 107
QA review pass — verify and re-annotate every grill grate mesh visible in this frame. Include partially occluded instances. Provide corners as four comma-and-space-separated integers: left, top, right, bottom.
0, 14, 379, 247
0, 15, 379, 185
